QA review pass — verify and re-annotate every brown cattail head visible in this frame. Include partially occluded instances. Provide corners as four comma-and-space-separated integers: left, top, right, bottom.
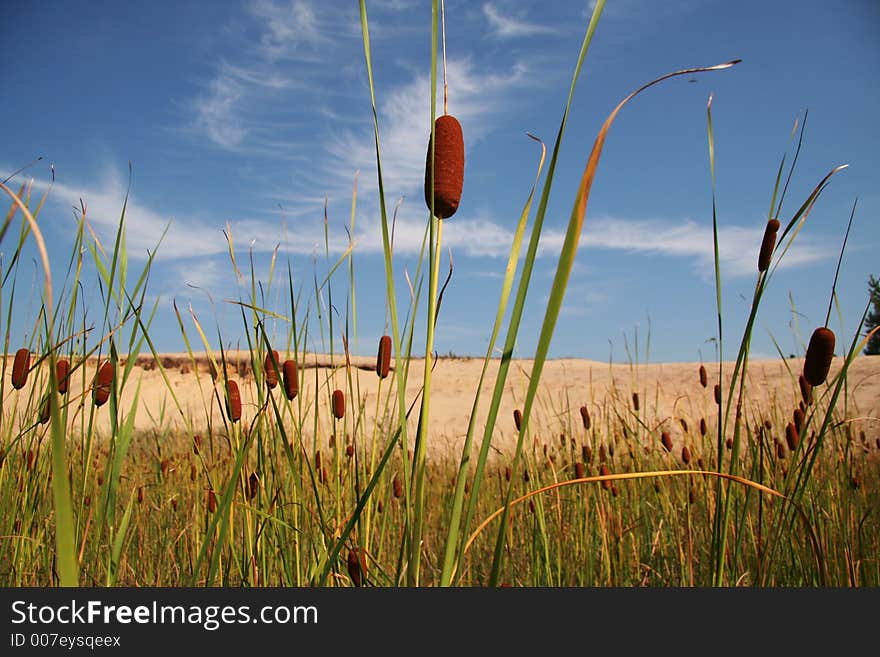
190, 463, 197, 482
376, 335, 392, 379
798, 373, 812, 406
632, 392, 640, 412
699, 417, 707, 437
599, 464, 612, 491
26, 449, 35, 471
11, 348, 30, 389
785, 422, 799, 452
264, 350, 279, 389
93, 360, 115, 407
726, 437, 734, 450
248, 471, 259, 500
346, 443, 354, 458
392, 474, 403, 499
282, 359, 298, 400
193, 435, 201, 455
681, 445, 691, 465
804, 327, 835, 386
611, 484, 619, 498
225, 380, 242, 422
574, 462, 585, 479
598, 444, 607, 463
137, 486, 144, 504
679, 418, 689, 434
39, 395, 51, 425
424, 114, 464, 219
714, 383, 722, 406
206, 489, 218, 513
775, 440, 786, 460
661, 431, 673, 453
347, 547, 367, 587
56, 358, 70, 394
758, 218, 780, 272
504, 465, 511, 482
579, 405, 591, 430
332, 389, 345, 419
582, 444, 592, 463
699, 364, 707, 388
513, 409, 522, 432
793, 407, 805, 435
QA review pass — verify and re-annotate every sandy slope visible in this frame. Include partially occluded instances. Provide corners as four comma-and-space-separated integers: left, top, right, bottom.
4, 351, 879, 461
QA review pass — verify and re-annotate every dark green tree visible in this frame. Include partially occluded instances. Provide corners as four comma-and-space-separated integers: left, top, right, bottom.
865, 275, 880, 355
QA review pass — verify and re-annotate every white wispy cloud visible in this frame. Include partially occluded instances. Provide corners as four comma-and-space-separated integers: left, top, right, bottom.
483, 3, 557, 38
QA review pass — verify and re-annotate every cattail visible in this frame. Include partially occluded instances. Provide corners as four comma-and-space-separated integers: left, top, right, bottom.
248, 471, 259, 500
26, 449, 35, 471
798, 373, 812, 406
775, 440, 786, 460
632, 392, 640, 412
608, 441, 615, 459
574, 462, 585, 479
424, 114, 464, 219
376, 335, 392, 379
764, 419, 773, 431
793, 407, 805, 435
679, 418, 689, 434
206, 489, 217, 513
726, 437, 734, 450
699, 418, 707, 437
347, 547, 367, 587
171, 498, 178, 511
611, 484, 619, 498
225, 380, 242, 422
11, 348, 30, 389
714, 383, 722, 405
392, 474, 403, 499
785, 422, 799, 452
263, 350, 279, 389
192, 435, 201, 455
681, 445, 691, 465
160, 459, 170, 477
579, 405, 591, 430
698, 364, 707, 388
314, 450, 322, 472
559, 433, 566, 447
758, 218, 780, 272
56, 358, 70, 394
190, 463, 197, 481
528, 499, 536, 514
282, 359, 298, 400
137, 486, 144, 504
332, 389, 345, 419
522, 468, 530, 483
598, 444, 607, 463
97, 472, 104, 487
804, 327, 835, 386
513, 409, 522, 432
582, 444, 592, 463
697, 457, 705, 470
377, 500, 384, 514
93, 360, 114, 407
39, 395, 51, 425
688, 488, 696, 505
661, 431, 673, 453
346, 443, 354, 458
504, 466, 511, 482
599, 464, 612, 491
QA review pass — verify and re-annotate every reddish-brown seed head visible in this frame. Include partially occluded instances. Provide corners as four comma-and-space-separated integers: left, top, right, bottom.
264, 350, 279, 389
56, 358, 70, 394
282, 359, 298, 401
424, 114, 464, 219
582, 444, 592, 463
346, 444, 354, 458
599, 464, 612, 491
714, 383, 722, 405
11, 348, 30, 390
632, 392, 640, 412
93, 361, 115, 407
332, 389, 345, 419
574, 462, 585, 479
681, 445, 691, 465
699, 417, 707, 437
804, 327, 835, 386
699, 364, 707, 388
225, 380, 242, 422
726, 437, 734, 450
392, 474, 403, 499
206, 489, 218, 513
347, 547, 367, 587
248, 471, 259, 500
39, 395, 51, 425
793, 407, 805, 435
785, 422, 799, 452
798, 373, 812, 406
376, 335, 392, 379
504, 466, 511, 482
579, 405, 591, 430
776, 441, 786, 460
679, 418, 689, 434
758, 218, 780, 272
661, 431, 673, 453
513, 409, 522, 432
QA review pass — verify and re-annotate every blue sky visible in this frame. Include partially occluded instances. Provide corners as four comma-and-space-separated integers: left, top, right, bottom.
2, 0, 878, 363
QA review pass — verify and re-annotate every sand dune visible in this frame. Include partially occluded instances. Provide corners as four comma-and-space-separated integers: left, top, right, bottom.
4, 351, 879, 461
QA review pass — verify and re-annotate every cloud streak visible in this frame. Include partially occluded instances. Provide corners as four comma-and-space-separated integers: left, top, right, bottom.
483, 3, 557, 38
